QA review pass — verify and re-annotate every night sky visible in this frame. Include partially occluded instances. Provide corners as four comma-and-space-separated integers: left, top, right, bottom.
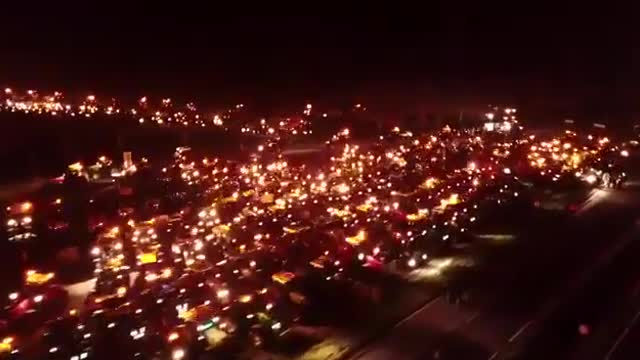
1, 5, 638, 121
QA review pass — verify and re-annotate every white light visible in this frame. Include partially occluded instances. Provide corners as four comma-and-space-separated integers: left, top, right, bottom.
90, 247, 100, 256
586, 174, 598, 184
49, 347, 58, 353
108, 322, 116, 328
8, 292, 18, 301
172, 348, 185, 360
408, 258, 417, 267
33, 294, 43, 303
357, 253, 365, 261
271, 322, 282, 331
621, 150, 629, 157
6, 219, 17, 227
503, 168, 511, 175
217, 289, 229, 299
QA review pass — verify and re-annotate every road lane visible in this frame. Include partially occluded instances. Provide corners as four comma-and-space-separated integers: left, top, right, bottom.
350, 184, 640, 360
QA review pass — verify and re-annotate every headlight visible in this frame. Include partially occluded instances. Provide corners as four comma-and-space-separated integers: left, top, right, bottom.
407, 258, 417, 268
172, 348, 185, 360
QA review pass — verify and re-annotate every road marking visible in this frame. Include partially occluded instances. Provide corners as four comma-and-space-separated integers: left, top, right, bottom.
349, 296, 442, 359
465, 312, 480, 323
488, 351, 499, 360
393, 296, 441, 329
508, 320, 533, 342
605, 308, 640, 359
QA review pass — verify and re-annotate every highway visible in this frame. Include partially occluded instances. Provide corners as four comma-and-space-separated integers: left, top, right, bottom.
346, 171, 640, 359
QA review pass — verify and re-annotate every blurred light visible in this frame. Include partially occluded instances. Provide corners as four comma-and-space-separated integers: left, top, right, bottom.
172, 348, 185, 360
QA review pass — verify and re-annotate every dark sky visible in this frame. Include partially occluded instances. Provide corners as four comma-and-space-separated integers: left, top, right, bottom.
1, 5, 639, 119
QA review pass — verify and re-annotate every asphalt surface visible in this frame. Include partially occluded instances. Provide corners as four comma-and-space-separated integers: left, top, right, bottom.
347, 165, 640, 360
609, 312, 640, 360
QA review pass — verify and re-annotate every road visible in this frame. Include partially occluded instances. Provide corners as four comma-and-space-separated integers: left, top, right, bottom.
607, 309, 640, 360
553, 216, 640, 360
345, 182, 640, 360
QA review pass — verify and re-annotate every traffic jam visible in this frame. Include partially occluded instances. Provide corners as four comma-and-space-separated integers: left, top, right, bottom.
0, 108, 633, 359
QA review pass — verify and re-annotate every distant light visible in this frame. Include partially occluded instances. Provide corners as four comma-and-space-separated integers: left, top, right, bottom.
621, 150, 629, 157
86, 95, 95, 101
4, 88, 11, 94
90, 247, 100, 256
578, 324, 590, 336
168, 332, 179, 342
172, 348, 185, 360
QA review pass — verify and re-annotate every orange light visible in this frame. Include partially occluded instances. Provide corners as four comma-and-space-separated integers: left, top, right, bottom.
272, 272, 296, 284
21, 202, 32, 212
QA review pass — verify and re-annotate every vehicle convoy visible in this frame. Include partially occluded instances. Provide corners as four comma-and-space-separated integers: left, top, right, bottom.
579, 162, 627, 189
1, 106, 636, 359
